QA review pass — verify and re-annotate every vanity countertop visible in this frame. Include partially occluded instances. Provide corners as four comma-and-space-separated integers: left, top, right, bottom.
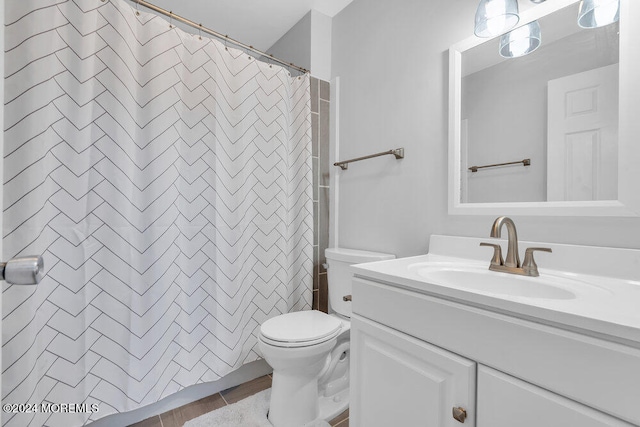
351, 235, 640, 346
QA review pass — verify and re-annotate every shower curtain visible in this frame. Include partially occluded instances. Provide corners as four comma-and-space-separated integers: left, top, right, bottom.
3, 0, 313, 425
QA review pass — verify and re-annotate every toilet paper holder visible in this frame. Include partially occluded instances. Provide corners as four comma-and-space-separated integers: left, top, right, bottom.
1, 255, 45, 285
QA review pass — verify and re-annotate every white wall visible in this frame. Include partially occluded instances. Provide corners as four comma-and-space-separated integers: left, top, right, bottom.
267, 11, 312, 71
310, 10, 332, 81
331, 0, 640, 258
267, 10, 332, 81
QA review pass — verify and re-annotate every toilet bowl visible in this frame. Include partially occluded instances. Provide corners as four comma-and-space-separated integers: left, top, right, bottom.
259, 248, 395, 427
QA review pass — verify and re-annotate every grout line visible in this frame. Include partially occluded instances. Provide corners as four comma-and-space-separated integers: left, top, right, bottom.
158, 415, 164, 427
333, 418, 349, 427
318, 185, 330, 188
318, 272, 327, 275
311, 111, 319, 115
219, 392, 229, 406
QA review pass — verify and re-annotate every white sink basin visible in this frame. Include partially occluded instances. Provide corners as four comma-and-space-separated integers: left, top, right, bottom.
408, 262, 606, 300
350, 235, 640, 345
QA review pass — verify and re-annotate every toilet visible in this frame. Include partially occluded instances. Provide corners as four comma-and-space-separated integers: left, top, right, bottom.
259, 248, 395, 427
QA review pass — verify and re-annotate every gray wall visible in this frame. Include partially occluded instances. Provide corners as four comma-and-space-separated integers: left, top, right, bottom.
267, 12, 312, 71
331, 0, 640, 258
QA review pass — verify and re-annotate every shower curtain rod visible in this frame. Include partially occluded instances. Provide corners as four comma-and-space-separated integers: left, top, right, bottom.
126, 0, 309, 74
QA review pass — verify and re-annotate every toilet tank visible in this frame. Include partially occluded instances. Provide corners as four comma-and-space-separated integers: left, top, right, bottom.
325, 248, 395, 317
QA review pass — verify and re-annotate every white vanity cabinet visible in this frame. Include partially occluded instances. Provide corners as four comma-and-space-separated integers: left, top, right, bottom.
351, 315, 476, 427
350, 276, 640, 427
477, 366, 634, 427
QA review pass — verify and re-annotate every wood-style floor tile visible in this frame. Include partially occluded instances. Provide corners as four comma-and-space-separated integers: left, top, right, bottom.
333, 418, 349, 427
220, 374, 272, 404
159, 393, 226, 427
127, 415, 162, 427
330, 409, 349, 426
127, 374, 348, 427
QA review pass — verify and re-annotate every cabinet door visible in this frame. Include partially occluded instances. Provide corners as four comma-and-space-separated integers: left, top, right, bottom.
477, 366, 635, 427
350, 315, 476, 427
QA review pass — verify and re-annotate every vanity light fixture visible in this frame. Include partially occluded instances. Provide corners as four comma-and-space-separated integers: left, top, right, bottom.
474, 0, 520, 38
475, 0, 620, 60
577, 0, 620, 28
499, 20, 542, 58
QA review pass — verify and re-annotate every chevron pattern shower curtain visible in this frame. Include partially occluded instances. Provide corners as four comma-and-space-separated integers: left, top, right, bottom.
2, 1, 313, 425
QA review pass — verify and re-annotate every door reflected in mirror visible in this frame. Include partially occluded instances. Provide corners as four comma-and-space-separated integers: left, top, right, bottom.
461, 2, 619, 204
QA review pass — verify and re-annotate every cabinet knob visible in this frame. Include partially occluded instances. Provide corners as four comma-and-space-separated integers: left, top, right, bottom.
452, 406, 467, 423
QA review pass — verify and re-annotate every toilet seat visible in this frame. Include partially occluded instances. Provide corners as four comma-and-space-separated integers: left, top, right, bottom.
260, 311, 342, 348
260, 329, 341, 348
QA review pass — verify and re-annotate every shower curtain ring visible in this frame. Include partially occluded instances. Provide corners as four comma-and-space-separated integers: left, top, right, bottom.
198, 23, 203, 40
135, 0, 140, 15
224, 35, 229, 51
269, 54, 274, 68
169, 11, 173, 28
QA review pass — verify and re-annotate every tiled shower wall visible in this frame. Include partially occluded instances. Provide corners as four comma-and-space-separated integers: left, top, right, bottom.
311, 77, 330, 312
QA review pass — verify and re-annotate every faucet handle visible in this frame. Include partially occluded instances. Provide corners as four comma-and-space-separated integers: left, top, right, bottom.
522, 247, 552, 277
480, 242, 504, 267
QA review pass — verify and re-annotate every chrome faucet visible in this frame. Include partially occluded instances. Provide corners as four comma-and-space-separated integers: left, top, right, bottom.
480, 216, 551, 277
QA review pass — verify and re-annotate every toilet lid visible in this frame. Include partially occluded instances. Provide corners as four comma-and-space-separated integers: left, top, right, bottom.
260, 311, 342, 344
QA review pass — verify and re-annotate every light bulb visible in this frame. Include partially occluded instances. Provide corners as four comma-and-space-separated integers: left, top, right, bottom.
475, 0, 520, 38
578, 0, 620, 28
499, 21, 542, 58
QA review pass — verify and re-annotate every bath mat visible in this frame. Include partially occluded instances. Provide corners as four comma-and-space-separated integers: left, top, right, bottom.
182, 388, 330, 427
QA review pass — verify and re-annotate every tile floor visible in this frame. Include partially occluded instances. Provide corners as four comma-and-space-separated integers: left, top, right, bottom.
128, 375, 349, 427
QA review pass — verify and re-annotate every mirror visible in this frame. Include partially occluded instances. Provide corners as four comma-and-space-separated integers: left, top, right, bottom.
449, 0, 640, 216
463, 3, 618, 204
